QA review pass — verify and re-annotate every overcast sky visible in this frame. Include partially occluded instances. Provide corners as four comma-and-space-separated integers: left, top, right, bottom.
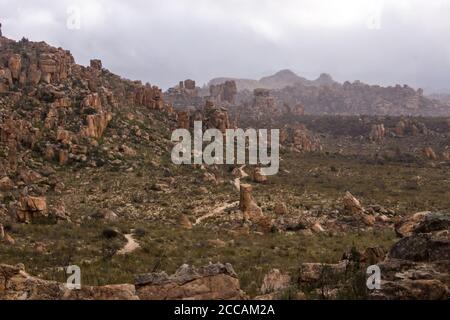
1, 0, 450, 92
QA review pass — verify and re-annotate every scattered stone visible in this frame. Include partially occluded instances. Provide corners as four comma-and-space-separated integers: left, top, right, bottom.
0, 176, 14, 191
274, 203, 288, 215
252, 167, 267, 183
311, 222, 325, 233
395, 211, 431, 237
4, 233, 15, 245
422, 147, 437, 160
93, 208, 118, 221
343, 191, 364, 215
179, 214, 193, 230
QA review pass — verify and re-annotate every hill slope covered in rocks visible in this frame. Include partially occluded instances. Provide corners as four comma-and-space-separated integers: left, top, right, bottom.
0, 34, 449, 300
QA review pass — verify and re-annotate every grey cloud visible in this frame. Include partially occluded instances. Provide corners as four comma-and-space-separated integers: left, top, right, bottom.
1, 0, 449, 92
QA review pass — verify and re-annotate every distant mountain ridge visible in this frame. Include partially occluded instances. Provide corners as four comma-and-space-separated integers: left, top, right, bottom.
208, 69, 337, 91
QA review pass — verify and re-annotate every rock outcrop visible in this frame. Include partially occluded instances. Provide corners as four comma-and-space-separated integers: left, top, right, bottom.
280, 124, 322, 153
0, 36, 172, 174
209, 80, 237, 105
135, 263, 246, 300
174, 100, 232, 133
16, 195, 48, 223
369, 124, 385, 142
239, 184, 263, 222
343, 191, 364, 215
371, 212, 450, 300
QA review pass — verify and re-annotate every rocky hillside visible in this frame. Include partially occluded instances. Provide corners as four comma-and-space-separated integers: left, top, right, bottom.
209, 70, 450, 116
273, 81, 449, 116
0, 36, 173, 175
208, 69, 336, 92
1, 33, 449, 301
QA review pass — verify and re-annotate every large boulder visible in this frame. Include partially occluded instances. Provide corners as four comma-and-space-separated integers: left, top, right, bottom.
240, 184, 272, 231
343, 191, 364, 215
16, 195, 48, 223
135, 263, 246, 300
371, 212, 450, 300
395, 211, 431, 237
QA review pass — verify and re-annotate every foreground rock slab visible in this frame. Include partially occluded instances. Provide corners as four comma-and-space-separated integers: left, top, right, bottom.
135, 263, 247, 300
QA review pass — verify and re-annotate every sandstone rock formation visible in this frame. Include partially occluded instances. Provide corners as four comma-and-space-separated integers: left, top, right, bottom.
239, 184, 263, 221
209, 80, 237, 104
371, 212, 450, 299
174, 101, 232, 133
369, 124, 385, 142
252, 167, 267, 183
16, 195, 48, 223
165, 79, 202, 108
395, 211, 431, 238
280, 124, 322, 153
249, 88, 279, 122
135, 263, 246, 300
343, 191, 364, 215
176, 110, 190, 129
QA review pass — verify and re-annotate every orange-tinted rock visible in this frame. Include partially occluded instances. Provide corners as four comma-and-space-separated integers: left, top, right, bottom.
240, 184, 272, 230
369, 124, 385, 141
176, 111, 190, 129
0, 176, 14, 191
59, 149, 69, 165
82, 112, 113, 139
422, 147, 437, 160
16, 195, 48, 223
56, 128, 72, 144
281, 124, 322, 153
8, 54, 22, 80
81, 93, 102, 110
343, 191, 364, 215
252, 167, 267, 183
